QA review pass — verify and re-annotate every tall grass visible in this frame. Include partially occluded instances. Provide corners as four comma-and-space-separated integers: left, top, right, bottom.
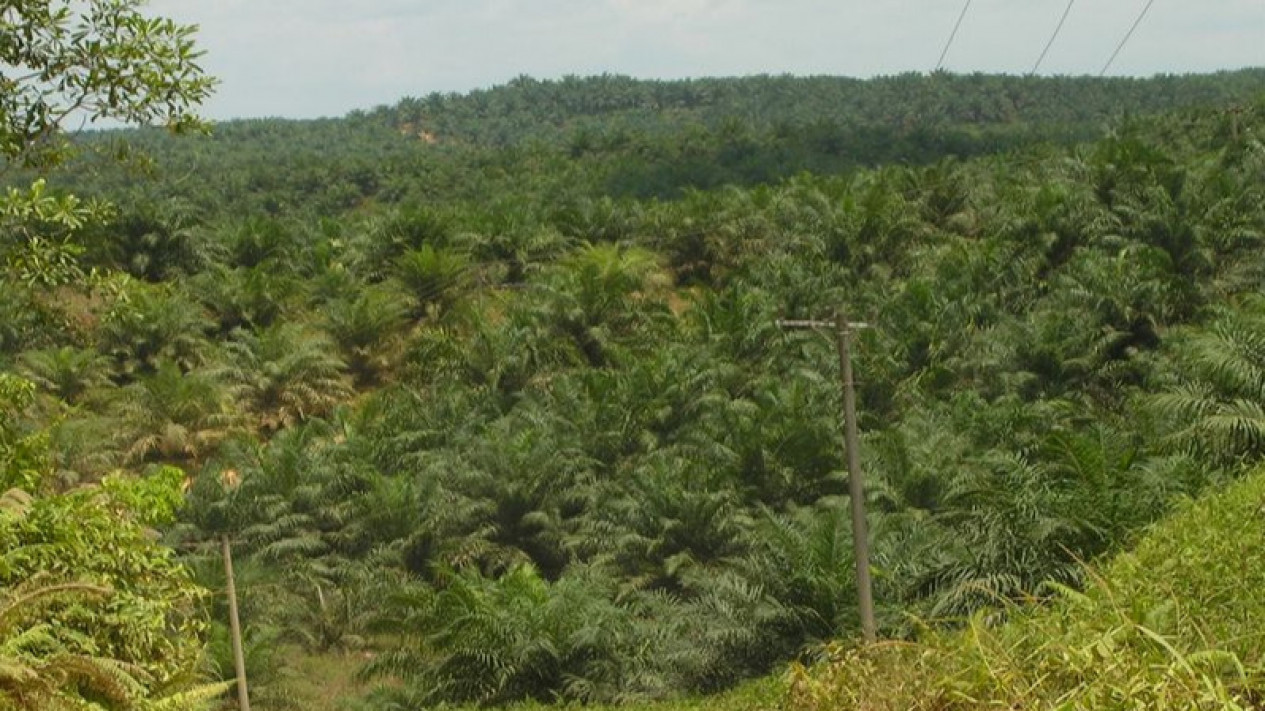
789, 468, 1265, 710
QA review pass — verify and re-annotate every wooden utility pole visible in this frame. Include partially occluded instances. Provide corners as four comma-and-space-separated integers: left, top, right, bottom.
1228, 106, 1244, 143
778, 314, 877, 643
221, 535, 252, 711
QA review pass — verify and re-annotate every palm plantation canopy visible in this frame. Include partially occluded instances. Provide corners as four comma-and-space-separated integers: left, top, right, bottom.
3, 2, 1265, 710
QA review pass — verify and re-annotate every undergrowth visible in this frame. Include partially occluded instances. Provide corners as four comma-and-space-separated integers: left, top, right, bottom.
789, 468, 1265, 710
344, 675, 785, 711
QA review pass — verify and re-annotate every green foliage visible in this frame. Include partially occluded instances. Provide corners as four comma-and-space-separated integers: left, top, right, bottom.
0, 474, 208, 683
0, 377, 210, 710
788, 466, 1265, 710
0, 0, 212, 169
321, 284, 410, 386
363, 564, 664, 705
219, 323, 352, 431
395, 243, 473, 316
86, 198, 208, 281
1151, 298, 1265, 464
98, 276, 213, 374
5, 66, 1265, 710
202, 622, 300, 710
0, 3, 220, 707
0, 180, 109, 288
0, 374, 49, 491
191, 263, 301, 333
18, 345, 113, 405
114, 361, 232, 465
44, 72, 1265, 216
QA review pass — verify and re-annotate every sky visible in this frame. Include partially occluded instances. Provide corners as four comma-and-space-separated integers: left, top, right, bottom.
146, 0, 1265, 120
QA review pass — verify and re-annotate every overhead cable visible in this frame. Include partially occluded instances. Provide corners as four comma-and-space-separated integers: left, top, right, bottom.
936, 0, 973, 71
1030, 0, 1076, 75
1100, 0, 1156, 76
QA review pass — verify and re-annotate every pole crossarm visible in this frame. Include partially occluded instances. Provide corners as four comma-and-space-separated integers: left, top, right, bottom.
777, 319, 871, 331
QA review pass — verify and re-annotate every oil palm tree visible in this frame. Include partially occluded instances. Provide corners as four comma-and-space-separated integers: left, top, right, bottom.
737, 502, 857, 644
190, 264, 299, 334
98, 280, 214, 376
1151, 299, 1265, 465
581, 457, 751, 593
218, 324, 353, 432
85, 198, 207, 281
460, 225, 571, 284
362, 563, 650, 706
393, 244, 472, 317
114, 361, 234, 466
536, 242, 671, 368
321, 284, 410, 386
17, 346, 113, 406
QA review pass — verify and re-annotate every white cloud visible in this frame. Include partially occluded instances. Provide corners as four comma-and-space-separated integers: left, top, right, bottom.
144, 0, 1265, 119
607, 0, 746, 25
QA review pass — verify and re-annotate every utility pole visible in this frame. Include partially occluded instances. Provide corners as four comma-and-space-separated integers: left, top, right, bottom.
1228, 106, 1244, 143
778, 313, 877, 643
221, 535, 252, 711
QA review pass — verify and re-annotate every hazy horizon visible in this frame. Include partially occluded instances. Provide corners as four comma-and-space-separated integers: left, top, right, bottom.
181, 67, 1265, 125
146, 0, 1264, 121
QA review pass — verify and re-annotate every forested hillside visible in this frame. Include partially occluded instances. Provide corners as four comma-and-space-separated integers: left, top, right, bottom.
51, 69, 1265, 211
4, 67, 1265, 710
374, 71, 1265, 145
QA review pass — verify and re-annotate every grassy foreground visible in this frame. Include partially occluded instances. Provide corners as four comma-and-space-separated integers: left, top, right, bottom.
468, 678, 787, 711
278, 651, 788, 711
788, 469, 1265, 710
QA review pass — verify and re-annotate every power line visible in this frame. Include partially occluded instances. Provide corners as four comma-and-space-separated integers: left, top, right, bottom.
1100, 0, 1156, 76
936, 0, 974, 71
1030, 0, 1076, 75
